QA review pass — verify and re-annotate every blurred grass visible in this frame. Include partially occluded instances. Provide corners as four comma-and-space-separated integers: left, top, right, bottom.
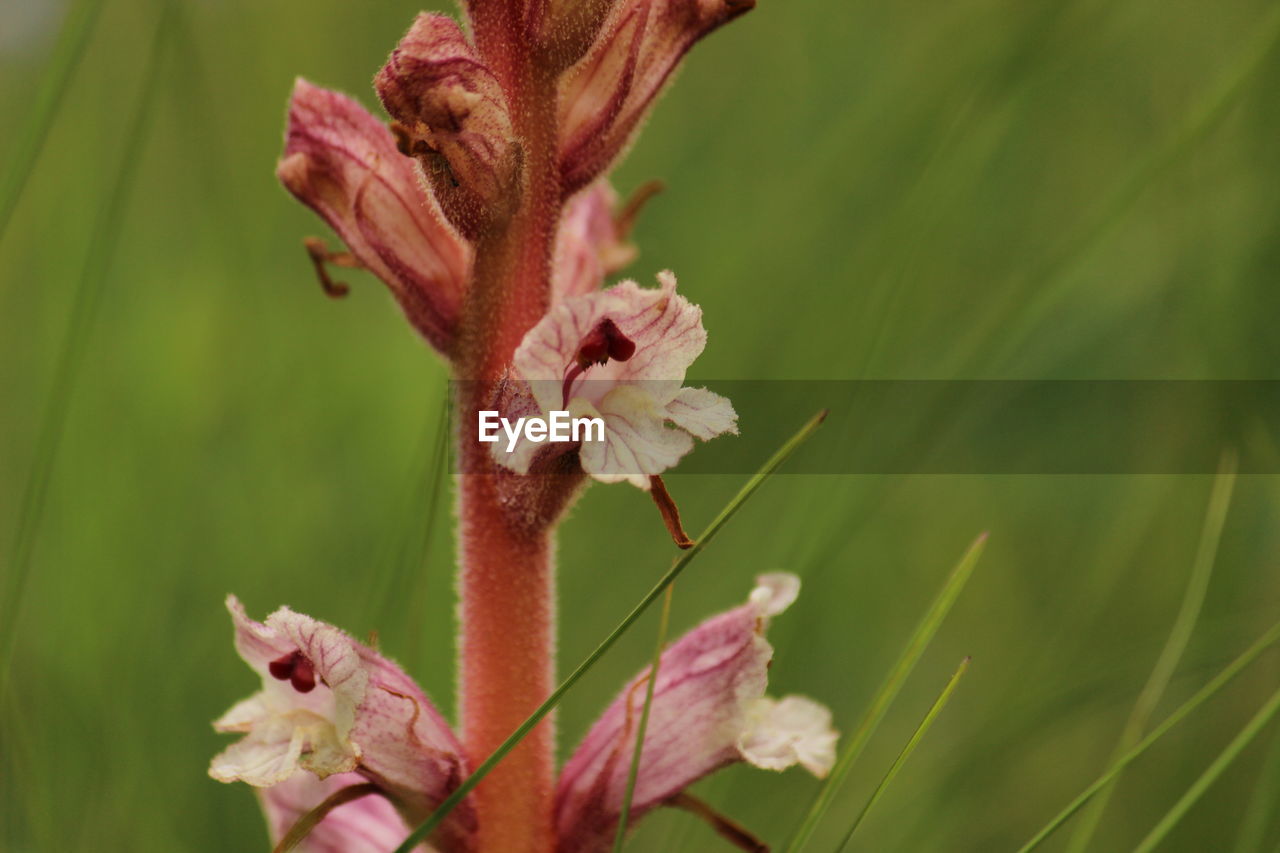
3, 0, 1280, 851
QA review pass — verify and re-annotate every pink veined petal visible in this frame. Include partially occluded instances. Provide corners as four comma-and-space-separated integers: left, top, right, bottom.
556, 0, 647, 195
555, 573, 830, 853
267, 606, 371, 738
513, 272, 705, 408
557, 0, 755, 194
579, 385, 693, 488
511, 284, 631, 413
347, 636, 476, 838
277, 79, 469, 353
663, 385, 738, 441
258, 771, 432, 853
602, 272, 707, 392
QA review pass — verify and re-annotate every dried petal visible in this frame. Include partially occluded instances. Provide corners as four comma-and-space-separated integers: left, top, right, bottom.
377, 14, 519, 238
558, 0, 755, 194
277, 79, 469, 354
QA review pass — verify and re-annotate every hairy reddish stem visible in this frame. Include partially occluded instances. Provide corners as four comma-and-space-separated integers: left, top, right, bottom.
457, 459, 557, 853
455, 43, 565, 853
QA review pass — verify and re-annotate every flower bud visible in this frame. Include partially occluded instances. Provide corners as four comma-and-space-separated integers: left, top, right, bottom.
377, 14, 521, 238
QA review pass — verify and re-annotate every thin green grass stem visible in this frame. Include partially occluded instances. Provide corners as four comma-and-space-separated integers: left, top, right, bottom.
784, 533, 987, 853
1131, 683, 1280, 853
0, 0, 105, 246
1014, 618, 1280, 853
612, 584, 676, 852
1064, 451, 1237, 852
836, 656, 971, 852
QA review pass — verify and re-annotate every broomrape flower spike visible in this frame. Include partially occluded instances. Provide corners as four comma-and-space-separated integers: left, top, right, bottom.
211, 1, 838, 852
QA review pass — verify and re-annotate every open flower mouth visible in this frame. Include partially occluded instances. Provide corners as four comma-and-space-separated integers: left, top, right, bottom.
562, 317, 637, 407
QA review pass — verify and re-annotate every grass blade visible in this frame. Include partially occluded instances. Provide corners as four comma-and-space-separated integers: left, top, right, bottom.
836, 656, 972, 852
1064, 450, 1237, 853
0, 0, 104, 246
784, 533, 987, 853
1014, 618, 1280, 853
390, 409, 828, 853
612, 584, 676, 853
1131, 683, 1280, 853
0, 0, 176, 687
1232, 724, 1280, 853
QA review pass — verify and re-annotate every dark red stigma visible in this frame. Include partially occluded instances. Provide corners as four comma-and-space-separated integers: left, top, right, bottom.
268, 650, 317, 694
575, 318, 635, 369
563, 318, 636, 407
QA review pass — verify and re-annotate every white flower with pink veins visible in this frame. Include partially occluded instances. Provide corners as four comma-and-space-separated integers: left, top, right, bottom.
498, 270, 738, 489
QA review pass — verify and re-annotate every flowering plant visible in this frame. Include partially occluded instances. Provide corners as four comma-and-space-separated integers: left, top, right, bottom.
211, 3, 838, 851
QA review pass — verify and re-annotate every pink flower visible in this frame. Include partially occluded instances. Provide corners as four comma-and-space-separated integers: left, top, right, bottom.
495, 271, 738, 487
557, 0, 757, 194
277, 80, 470, 356
555, 573, 838, 853
209, 597, 475, 853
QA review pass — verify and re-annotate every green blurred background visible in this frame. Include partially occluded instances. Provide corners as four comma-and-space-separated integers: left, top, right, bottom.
4, 0, 1280, 850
